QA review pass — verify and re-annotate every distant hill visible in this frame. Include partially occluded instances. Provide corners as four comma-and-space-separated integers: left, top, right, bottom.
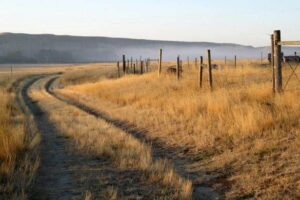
0, 33, 299, 63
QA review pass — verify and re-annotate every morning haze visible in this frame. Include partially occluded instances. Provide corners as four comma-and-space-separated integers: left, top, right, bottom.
1, 0, 300, 63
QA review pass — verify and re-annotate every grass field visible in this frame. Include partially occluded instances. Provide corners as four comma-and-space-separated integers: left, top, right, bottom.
58, 61, 300, 199
28, 76, 192, 199
0, 61, 299, 199
0, 74, 39, 199
0, 65, 73, 199
1, 1, 298, 199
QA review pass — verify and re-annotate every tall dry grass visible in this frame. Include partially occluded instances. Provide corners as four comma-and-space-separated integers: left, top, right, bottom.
59, 63, 119, 86
0, 89, 23, 175
0, 75, 39, 199
29, 76, 192, 199
60, 62, 300, 199
0, 64, 110, 199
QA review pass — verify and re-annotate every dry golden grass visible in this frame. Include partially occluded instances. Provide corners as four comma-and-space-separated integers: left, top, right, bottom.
0, 74, 40, 199
59, 63, 119, 86
0, 64, 72, 199
0, 89, 23, 175
29, 76, 192, 199
59, 61, 300, 199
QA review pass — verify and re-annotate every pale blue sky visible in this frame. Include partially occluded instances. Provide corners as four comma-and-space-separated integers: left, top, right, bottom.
1, 0, 299, 46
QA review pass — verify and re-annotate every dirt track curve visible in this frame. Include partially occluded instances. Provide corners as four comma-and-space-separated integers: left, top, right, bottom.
21, 75, 113, 199
19, 74, 221, 200
45, 75, 222, 200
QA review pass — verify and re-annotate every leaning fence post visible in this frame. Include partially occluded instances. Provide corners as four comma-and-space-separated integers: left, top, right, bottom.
158, 49, 162, 76
127, 60, 130, 73
117, 61, 120, 78
140, 60, 144, 74
199, 56, 203, 88
122, 55, 126, 74
274, 30, 283, 93
234, 55, 237, 68
271, 34, 275, 94
148, 58, 151, 72
145, 59, 149, 72
208, 50, 213, 90
176, 56, 180, 80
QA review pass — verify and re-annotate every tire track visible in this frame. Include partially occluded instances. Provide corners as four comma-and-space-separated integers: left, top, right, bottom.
23, 75, 197, 200
22, 75, 153, 199
21, 75, 84, 199
46, 76, 222, 200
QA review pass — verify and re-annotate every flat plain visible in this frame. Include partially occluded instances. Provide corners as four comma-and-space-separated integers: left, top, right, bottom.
0, 60, 299, 199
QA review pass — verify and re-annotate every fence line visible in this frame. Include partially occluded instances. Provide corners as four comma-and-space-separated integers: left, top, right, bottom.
118, 30, 298, 93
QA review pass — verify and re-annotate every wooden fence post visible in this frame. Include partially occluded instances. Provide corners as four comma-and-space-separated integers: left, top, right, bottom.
146, 59, 149, 72
133, 63, 136, 74
158, 49, 162, 76
234, 55, 237, 68
130, 57, 133, 70
127, 60, 130, 73
274, 30, 282, 93
271, 34, 275, 94
10, 65, 13, 80
141, 60, 144, 74
117, 61, 120, 78
199, 56, 203, 88
122, 55, 126, 74
208, 50, 213, 90
176, 56, 180, 80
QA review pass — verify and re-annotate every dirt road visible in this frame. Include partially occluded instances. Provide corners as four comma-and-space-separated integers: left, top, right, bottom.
18, 74, 221, 200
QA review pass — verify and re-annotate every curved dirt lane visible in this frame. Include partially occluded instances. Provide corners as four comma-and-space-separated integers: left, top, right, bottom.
21, 75, 84, 199
22, 75, 129, 199
22, 75, 198, 200
46, 76, 222, 200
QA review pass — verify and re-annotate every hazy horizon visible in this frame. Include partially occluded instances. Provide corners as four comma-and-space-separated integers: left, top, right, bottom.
1, 0, 300, 47
0, 31, 261, 47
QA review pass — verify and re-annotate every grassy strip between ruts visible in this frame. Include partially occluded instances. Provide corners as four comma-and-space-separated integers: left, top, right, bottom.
29, 76, 193, 199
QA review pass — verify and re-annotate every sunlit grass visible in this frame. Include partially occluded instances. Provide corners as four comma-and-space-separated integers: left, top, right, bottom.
29, 76, 192, 199
60, 61, 300, 199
